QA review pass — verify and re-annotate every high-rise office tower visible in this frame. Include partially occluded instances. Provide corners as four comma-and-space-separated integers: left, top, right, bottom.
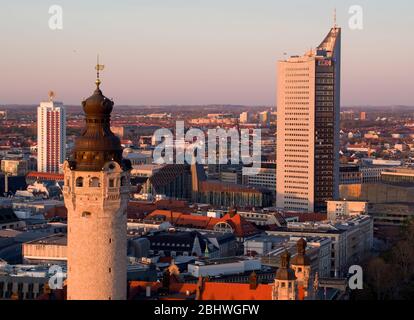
276, 24, 341, 212
37, 93, 66, 173
240, 111, 250, 124
259, 110, 271, 126
63, 65, 131, 300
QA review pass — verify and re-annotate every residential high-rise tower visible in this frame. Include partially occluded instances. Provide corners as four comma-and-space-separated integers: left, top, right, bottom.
37, 93, 66, 173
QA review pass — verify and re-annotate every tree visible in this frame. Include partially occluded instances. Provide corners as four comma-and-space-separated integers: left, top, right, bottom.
366, 257, 395, 300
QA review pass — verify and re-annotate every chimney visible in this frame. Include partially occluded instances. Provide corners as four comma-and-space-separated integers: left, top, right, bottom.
4, 173, 8, 194
146, 286, 151, 298
249, 271, 258, 290
195, 276, 205, 300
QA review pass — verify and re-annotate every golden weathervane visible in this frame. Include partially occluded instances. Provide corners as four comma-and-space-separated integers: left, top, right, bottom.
95, 54, 105, 88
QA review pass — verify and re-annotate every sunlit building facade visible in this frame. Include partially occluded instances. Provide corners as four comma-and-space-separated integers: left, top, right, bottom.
276, 26, 341, 212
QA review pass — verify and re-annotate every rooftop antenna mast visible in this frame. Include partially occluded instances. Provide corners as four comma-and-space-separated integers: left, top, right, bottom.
48, 90, 55, 102
333, 8, 337, 28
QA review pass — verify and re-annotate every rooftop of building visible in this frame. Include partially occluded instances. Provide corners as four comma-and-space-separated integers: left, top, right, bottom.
191, 256, 260, 266
280, 26, 340, 63
199, 180, 270, 194
199, 281, 273, 300
26, 172, 64, 181
244, 234, 290, 244
132, 164, 166, 171
280, 211, 327, 222
0, 207, 20, 224
25, 233, 67, 246
270, 215, 372, 234
146, 209, 259, 237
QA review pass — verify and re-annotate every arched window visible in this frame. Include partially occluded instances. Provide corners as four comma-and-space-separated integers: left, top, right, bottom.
213, 222, 234, 234
76, 177, 84, 187
89, 177, 100, 187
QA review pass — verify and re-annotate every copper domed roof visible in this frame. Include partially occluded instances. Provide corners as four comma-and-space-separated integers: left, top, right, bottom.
69, 84, 131, 172
291, 238, 311, 266
82, 87, 114, 116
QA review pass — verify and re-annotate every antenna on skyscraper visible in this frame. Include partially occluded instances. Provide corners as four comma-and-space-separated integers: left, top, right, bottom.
48, 91, 55, 102
333, 8, 337, 28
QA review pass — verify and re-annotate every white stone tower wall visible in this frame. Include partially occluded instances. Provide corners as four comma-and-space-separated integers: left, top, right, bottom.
63, 161, 129, 300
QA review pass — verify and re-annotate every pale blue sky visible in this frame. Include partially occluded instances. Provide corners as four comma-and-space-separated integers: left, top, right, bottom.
1, 0, 413, 106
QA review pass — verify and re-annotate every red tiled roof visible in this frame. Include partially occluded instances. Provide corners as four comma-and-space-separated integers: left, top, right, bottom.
218, 213, 259, 237
128, 281, 162, 300
169, 283, 198, 295
199, 282, 272, 300
26, 172, 64, 181
129, 278, 274, 300
127, 200, 192, 219
128, 280, 197, 300
147, 209, 221, 229
146, 210, 258, 237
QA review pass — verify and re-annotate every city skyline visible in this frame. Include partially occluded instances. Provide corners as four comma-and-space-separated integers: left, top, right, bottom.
1, 3, 414, 303
1, 0, 414, 106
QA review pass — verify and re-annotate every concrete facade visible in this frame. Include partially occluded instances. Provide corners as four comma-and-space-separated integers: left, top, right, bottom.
276, 26, 341, 212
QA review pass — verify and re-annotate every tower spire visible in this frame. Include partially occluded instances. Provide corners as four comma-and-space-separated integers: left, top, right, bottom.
333, 8, 337, 28
95, 54, 105, 89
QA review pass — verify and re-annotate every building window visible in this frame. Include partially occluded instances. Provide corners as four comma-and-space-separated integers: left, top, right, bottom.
89, 177, 100, 187
76, 177, 84, 187
82, 211, 91, 218
109, 179, 115, 188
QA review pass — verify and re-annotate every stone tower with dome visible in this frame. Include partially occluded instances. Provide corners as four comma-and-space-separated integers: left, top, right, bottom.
62, 63, 131, 300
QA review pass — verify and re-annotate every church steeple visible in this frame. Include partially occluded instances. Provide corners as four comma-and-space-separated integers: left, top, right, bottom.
273, 250, 297, 300
291, 238, 312, 300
